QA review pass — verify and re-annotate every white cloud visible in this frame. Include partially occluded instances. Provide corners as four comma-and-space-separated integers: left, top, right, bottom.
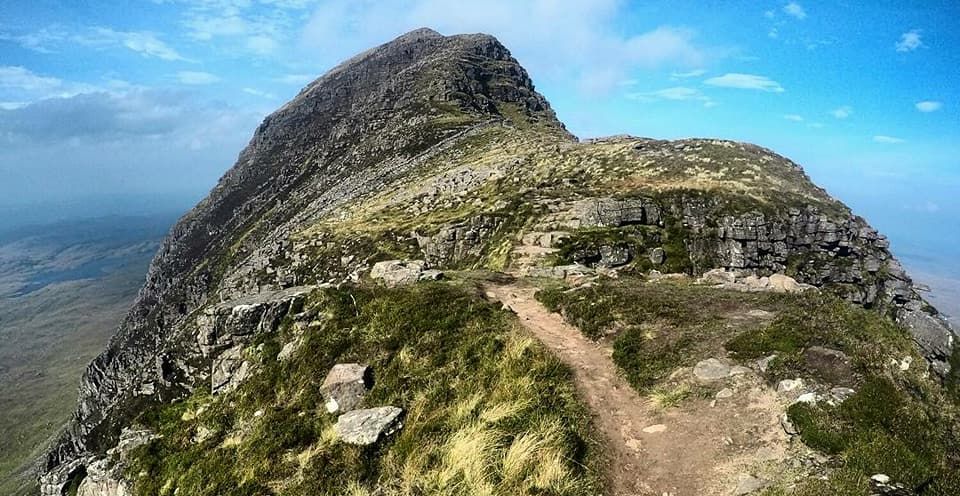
169, 0, 311, 57
246, 35, 280, 55
0, 26, 68, 53
784, 2, 807, 19
670, 69, 706, 79
764, 10, 776, 19
627, 86, 715, 107
298, 0, 720, 94
176, 71, 220, 85
704, 73, 784, 92
0, 66, 63, 92
81, 28, 191, 61
808, 122, 824, 128
831, 105, 852, 119
874, 135, 905, 144
274, 74, 316, 85
784, 114, 804, 122
895, 30, 923, 53
916, 100, 942, 112
242, 87, 277, 99
0, 66, 101, 101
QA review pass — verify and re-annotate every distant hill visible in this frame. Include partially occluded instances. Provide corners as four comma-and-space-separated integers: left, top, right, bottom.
0, 214, 173, 496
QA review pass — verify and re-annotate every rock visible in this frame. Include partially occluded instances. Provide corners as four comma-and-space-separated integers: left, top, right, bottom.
598, 244, 632, 268
776, 378, 804, 394
768, 273, 803, 293
321, 363, 372, 413
795, 392, 819, 404
742, 275, 770, 291
802, 346, 854, 385
277, 341, 298, 361
897, 309, 955, 375
211, 345, 252, 394
76, 458, 129, 496
756, 354, 778, 373
716, 388, 734, 399
730, 366, 752, 376
336, 406, 404, 445
870, 473, 911, 495
649, 247, 666, 265
419, 269, 444, 281
642, 424, 667, 433
780, 413, 799, 435
371, 260, 433, 286
702, 268, 736, 284
733, 474, 770, 495
828, 387, 856, 404
693, 358, 732, 380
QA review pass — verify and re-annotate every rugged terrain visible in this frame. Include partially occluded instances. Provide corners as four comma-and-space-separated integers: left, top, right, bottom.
38, 29, 958, 495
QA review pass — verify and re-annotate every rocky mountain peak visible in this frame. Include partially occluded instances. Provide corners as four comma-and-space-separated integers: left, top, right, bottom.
38, 29, 958, 496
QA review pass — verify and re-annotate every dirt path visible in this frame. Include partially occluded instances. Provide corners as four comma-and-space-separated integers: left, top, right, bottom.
483, 282, 791, 496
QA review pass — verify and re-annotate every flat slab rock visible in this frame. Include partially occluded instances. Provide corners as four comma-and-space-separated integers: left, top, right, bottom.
321, 363, 371, 413
336, 406, 404, 445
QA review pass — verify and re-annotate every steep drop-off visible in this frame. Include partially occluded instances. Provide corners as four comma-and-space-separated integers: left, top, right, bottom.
40, 29, 957, 496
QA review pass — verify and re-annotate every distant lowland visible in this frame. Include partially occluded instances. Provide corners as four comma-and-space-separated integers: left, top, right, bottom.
0, 213, 175, 496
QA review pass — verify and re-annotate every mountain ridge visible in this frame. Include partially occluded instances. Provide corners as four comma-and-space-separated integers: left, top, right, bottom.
39, 28, 957, 496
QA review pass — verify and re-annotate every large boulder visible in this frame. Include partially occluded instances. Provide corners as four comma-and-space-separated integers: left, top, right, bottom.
693, 358, 732, 380
370, 260, 442, 286
321, 363, 372, 413
802, 346, 854, 385
336, 406, 404, 445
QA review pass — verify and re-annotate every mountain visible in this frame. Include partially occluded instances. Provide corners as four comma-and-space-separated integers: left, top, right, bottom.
39, 29, 959, 496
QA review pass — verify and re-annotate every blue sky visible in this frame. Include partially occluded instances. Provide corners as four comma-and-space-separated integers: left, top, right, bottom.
0, 1, 958, 289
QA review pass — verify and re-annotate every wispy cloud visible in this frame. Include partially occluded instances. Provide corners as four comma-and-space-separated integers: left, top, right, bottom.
627, 86, 717, 108
64, 27, 193, 61
299, 1, 721, 94
0, 66, 63, 92
670, 69, 707, 79
176, 71, 220, 85
274, 74, 316, 85
874, 135, 906, 144
916, 100, 942, 112
242, 87, 277, 99
783, 2, 807, 20
171, 0, 312, 57
895, 29, 923, 53
704, 73, 784, 92
831, 105, 853, 119
0, 26, 68, 53
0, 65, 101, 100
784, 114, 804, 122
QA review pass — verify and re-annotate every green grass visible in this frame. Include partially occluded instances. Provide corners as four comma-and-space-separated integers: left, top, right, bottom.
785, 375, 960, 494
127, 283, 603, 496
725, 292, 915, 383
535, 277, 787, 391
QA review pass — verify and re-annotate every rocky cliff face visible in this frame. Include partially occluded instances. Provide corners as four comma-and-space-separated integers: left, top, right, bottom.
40, 29, 955, 494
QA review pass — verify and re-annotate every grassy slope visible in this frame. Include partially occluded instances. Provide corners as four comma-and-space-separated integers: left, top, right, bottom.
128, 282, 604, 496
537, 276, 960, 494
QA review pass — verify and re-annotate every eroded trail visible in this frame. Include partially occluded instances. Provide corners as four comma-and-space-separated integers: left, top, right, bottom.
484, 282, 790, 496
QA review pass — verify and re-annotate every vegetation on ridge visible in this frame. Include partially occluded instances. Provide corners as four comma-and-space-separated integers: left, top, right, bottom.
127, 283, 603, 496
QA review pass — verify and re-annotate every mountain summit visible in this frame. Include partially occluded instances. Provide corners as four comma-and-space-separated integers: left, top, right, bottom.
41, 29, 958, 496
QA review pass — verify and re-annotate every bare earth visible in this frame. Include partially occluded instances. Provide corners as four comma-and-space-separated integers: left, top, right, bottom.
484, 282, 792, 496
